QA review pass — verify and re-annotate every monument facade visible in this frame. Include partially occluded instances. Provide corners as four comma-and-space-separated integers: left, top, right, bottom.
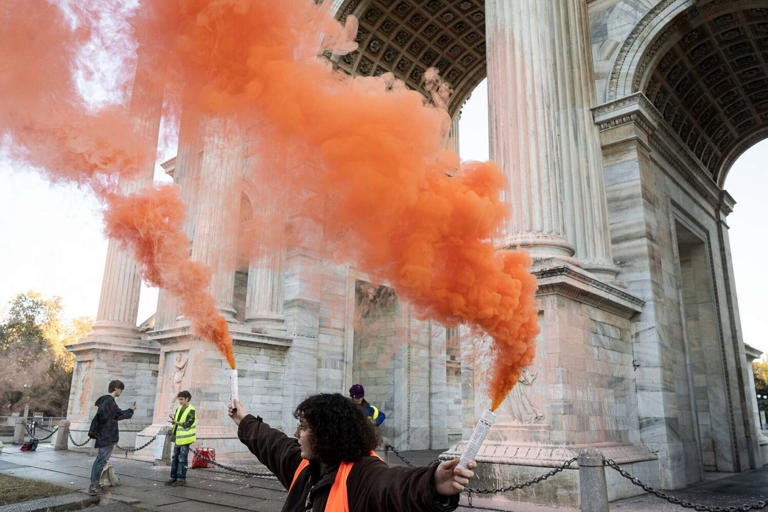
65, 0, 767, 508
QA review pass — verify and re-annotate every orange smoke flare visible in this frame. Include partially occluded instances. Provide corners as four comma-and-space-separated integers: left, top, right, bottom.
148, 0, 539, 405
2, 0, 537, 402
104, 188, 235, 368
0, 0, 236, 368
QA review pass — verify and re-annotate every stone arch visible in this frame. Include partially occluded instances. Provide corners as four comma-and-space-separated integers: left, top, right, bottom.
334, 0, 486, 117
607, 0, 768, 185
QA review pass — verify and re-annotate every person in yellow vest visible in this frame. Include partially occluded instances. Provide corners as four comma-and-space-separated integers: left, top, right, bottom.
228, 393, 474, 511
165, 390, 196, 486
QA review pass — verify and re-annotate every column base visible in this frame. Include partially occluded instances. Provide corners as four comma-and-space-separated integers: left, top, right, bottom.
443, 441, 658, 509
245, 313, 287, 336
500, 233, 576, 262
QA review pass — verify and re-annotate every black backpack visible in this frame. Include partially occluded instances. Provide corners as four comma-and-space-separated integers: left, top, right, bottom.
88, 412, 102, 439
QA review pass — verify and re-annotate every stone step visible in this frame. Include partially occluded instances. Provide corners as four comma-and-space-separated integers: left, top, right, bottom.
0, 493, 98, 512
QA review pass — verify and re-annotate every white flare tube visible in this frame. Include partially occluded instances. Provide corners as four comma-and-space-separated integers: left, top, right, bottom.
458, 409, 495, 469
230, 368, 239, 408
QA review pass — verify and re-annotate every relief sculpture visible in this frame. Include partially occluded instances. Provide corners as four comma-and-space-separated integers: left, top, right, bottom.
166, 352, 189, 411
506, 366, 545, 424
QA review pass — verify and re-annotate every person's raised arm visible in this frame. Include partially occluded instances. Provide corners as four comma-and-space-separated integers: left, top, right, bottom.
349, 457, 475, 512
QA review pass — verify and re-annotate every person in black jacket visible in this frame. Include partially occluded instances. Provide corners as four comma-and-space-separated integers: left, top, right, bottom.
88, 380, 135, 495
228, 393, 475, 512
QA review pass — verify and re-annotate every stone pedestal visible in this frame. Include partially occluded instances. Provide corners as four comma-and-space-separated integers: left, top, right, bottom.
445, 263, 654, 509
135, 323, 291, 459
65, 342, 160, 452
54, 420, 70, 451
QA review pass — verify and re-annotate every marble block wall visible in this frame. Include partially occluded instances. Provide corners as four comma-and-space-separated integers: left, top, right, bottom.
66, 342, 159, 452
447, 266, 653, 508
595, 94, 760, 487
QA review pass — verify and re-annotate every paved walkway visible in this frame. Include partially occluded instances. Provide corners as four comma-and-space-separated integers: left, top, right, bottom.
0, 444, 766, 511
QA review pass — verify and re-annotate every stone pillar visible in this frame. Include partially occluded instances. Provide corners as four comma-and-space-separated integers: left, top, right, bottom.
486, 0, 616, 278
54, 420, 70, 451
281, 251, 321, 431
91, 51, 164, 338
549, 0, 616, 280
486, 0, 573, 259
578, 449, 609, 512
447, 113, 460, 154
429, 321, 448, 449
13, 418, 25, 445
66, 53, 163, 450
245, 249, 286, 333
188, 116, 245, 318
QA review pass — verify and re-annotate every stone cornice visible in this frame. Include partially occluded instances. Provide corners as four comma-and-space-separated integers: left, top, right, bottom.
67, 340, 160, 356
148, 323, 292, 349
533, 263, 644, 319
593, 93, 723, 212
744, 342, 763, 361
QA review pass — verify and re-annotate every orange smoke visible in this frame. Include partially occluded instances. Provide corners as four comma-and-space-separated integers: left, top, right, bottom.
0, 0, 235, 368
1, 0, 538, 403
149, 0, 539, 406
104, 188, 235, 368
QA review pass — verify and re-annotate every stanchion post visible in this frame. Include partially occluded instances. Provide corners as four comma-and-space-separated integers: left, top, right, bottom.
13, 417, 26, 445
578, 448, 609, 512
153, 426, 172, 466
55, 420, 70, 450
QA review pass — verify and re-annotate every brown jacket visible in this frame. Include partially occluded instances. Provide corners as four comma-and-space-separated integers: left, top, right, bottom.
237, 414, 459, 512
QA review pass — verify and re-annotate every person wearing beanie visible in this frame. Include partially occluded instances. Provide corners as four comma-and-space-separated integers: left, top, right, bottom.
349, 384, 386, 427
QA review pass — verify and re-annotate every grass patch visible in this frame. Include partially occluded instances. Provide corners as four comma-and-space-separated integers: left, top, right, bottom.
0, 474, 73, 505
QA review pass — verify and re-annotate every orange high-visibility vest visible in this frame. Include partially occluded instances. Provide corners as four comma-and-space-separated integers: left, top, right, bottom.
288, 452, 381, 512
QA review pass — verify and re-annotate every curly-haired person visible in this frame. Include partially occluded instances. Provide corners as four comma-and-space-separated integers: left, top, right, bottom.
228, 393, 475, 512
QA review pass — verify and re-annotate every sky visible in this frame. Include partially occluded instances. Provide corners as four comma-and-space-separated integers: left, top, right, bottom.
1, 73, 766, 357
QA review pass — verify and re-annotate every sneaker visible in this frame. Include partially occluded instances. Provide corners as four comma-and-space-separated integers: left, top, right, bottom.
164, 479, 177, 486
175, 479, 187, 486
88, 486, 102, 496
107, 466, 119, 486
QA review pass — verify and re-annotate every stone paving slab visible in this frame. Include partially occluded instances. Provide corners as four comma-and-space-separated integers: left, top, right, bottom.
0, 493, 98, 512
2, 444, 767, 511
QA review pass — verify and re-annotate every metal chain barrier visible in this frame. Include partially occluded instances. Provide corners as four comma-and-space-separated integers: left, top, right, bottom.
116, 435, 157, 456
190, 448, 277, 479
68, 432, 92, 447
603, 458, 768, 512
384, 444, 415, 466
18, 421, 57, 442
383, 444, 440, 467
33, 425, 58, 441
463, 456, 577, 507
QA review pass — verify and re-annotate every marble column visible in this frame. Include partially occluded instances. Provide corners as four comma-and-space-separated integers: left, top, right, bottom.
486, 0, 616, 278
188, 116, 244, 318
486, 0, 573, 259
550, 0, 616, 280
245, 249, 286, 333
92, 54, 164, 337
66, 54, 163, 450
447, 112, 460, 154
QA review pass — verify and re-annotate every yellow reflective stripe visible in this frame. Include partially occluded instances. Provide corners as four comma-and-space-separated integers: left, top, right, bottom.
370, 406, 379, 419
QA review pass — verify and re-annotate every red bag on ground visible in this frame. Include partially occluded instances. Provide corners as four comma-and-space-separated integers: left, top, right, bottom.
191, 447, 215, 469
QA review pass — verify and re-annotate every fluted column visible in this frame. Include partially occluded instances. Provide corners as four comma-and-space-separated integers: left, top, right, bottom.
154, 110, 205, 330
551, 0, 616, 279
187, 116, 244, 318
486, 0, 573, 259
448, 112, 460, 154
245, 249, 286, 332
93, 53, 164, 336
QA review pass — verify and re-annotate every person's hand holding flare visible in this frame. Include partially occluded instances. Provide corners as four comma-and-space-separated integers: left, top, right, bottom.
434, 459, 476, 496
228, 399, 247, 426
